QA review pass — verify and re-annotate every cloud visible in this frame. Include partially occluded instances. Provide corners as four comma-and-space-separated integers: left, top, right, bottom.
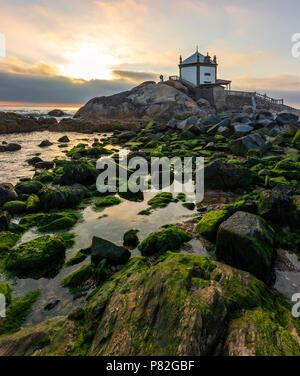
234, 74, 300, 92
0, 57, 60, 76
112, 70, 158, 82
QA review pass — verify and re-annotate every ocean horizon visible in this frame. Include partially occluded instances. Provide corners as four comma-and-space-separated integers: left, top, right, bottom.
0, 105, 79, 117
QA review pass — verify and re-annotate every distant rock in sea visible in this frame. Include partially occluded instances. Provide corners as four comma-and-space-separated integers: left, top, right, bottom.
48, 109, 65, 117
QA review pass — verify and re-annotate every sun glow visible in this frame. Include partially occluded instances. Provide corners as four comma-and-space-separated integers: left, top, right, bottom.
60, 44, 118, 81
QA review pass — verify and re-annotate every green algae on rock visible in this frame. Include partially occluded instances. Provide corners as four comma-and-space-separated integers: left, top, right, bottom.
0, 231, 21, 255
0, 290, 40, 337
147, 192, 175, 209
2, 201, 26, 215
4, 235, 68, 279
196, 208, 232, 242
95, 195, 121, 208
0, 252, 299, 356
20, 211, 78, 232
138, 226, 193, 256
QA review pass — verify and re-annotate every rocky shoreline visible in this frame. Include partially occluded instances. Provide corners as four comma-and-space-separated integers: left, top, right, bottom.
0, 81, 300, 356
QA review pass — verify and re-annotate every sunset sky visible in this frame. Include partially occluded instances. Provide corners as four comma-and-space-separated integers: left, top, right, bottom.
1, 0, 300, 107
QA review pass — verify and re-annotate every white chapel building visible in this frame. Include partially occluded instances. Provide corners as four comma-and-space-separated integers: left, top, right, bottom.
178, 49, 231, 90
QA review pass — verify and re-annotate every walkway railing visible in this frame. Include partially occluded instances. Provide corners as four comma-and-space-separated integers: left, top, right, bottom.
227, 90, 284, 105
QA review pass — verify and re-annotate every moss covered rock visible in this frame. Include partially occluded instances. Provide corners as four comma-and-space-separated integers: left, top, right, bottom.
0, 253, 299, 356
20, 211, 78, 232
15, 180, 44, 195
148, 192, 174, 209
257, 190, 294, 225
26, 194, 40, 213
138, 226, 193, 256
95, 195, 121, 208
0, 290, 40, 337
2, 201, 26, 214
5, 235, 67, 279
0, 231, 20, 255
216, 211, 275, 284
62, 264, 94, 290
196, 208, 232, 242
224, 308, 300, 356
40, 184, 87, 210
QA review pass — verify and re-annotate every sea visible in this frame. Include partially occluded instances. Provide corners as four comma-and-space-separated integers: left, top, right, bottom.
0, 105, 79, 118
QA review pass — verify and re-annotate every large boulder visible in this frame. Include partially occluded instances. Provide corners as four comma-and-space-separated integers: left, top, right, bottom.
0, 183, 18, 206
91, 236, 130, 265
230, 133, 267, 156
216, 211, 275, 283
74, 81, 200, 122
204, 160, 255, 190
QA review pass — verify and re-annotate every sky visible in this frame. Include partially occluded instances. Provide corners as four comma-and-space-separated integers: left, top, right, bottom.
0, 0, 300, 107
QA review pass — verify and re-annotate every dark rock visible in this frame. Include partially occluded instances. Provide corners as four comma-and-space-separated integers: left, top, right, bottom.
58, 136, 70, 143
123, 229, 139, 247
44, 299, 60, 311
48, 109, 65, 117
276, 112, 299, 126
216, 211, 275, 283
256, 110, 273, 121
204, 160, 255, 190
0, 143, 21, 152
146, 133, 161, 141
0, 183, 18, 206
203, 114, 221, 126
257, 190, 294, 225
230, 134, 267, 156
35, 161, 55, 170
118, 131, 137, 140
39, 140, 53, 148
91, 236, 130, 265
232, 123, 254, 137
26, 156, 43, 166
40, 184, 87, 210
0, 211, 10, 231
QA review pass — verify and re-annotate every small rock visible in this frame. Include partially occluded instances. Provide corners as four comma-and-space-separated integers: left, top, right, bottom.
0, 143, 21, 152
39, 140, 53, 147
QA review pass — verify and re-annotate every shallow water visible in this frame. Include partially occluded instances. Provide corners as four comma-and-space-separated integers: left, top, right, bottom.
0, 131, 108, 184
0, 131, 201, 327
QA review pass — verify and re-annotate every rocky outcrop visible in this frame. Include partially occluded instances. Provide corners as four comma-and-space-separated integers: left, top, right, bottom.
0, 112, 47, 134
0, 253, 298, 356
74, 81, 201, 122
